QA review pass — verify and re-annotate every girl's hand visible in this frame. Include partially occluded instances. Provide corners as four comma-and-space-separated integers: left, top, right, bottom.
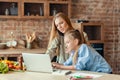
52, 62, 62, 69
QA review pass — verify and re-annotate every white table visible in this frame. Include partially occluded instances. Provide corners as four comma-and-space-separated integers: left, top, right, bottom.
0, 71, 120, 80
0, 71, 67, 80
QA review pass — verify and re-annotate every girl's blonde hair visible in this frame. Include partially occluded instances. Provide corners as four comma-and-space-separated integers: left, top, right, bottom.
48, 12, 74, 48
65, 30, 87, 65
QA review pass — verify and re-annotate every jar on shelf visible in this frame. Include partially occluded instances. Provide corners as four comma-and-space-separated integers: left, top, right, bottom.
52, 8, 57, 16
5, 8, 9, 15
40, 6, 43, 16
10, 3, 18, 15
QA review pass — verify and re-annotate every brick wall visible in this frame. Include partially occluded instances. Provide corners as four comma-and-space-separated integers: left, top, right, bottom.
0, 0, 120, 74
0, 19, 51, 48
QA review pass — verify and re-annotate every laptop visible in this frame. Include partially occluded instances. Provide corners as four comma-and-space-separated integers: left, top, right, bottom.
22, 53, 71, 75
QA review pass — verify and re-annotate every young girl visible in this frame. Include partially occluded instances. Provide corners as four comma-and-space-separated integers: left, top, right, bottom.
52, 30, 112, 73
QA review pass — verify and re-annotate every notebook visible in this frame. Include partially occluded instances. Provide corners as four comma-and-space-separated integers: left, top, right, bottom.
22, 53, 71, 75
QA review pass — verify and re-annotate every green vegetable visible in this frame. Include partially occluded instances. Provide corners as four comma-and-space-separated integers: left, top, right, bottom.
0, 62, 9, 74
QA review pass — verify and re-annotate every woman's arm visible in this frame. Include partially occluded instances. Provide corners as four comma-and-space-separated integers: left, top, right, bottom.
46, 37, 60, 60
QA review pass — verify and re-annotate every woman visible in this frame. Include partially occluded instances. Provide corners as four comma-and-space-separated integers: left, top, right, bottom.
46, 12, 87, 63
52, 30, 112, 73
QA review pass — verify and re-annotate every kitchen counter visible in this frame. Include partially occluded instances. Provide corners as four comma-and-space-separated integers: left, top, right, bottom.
0, 48, 46, 60
0, 48, 46, 54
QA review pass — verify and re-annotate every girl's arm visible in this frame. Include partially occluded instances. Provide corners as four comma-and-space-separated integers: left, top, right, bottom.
52, 62, 76, 70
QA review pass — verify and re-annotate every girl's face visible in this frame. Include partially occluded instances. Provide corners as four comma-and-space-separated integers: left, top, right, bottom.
55, 17, 69, 33
64, 36, 78, 53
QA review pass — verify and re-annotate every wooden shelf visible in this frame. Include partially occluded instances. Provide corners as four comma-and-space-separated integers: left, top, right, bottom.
48, 0, 71, 18
0, 15, 19, 19
21, 0, 46, 18
80, 22, 104, 44
0, 0, 71, 19
0, 0, 20, 18
72, 22, 104, 44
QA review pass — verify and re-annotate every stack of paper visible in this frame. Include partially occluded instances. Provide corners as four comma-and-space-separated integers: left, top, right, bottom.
68, 72, 103, 79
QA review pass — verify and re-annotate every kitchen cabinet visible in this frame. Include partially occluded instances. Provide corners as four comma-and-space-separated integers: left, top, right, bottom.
0, 0, 71, 19
48, 0, 71, 18
21, 0, 47, 19
0, 0, 20, 19
80, 22, 104, 44
72, 22, 104, 44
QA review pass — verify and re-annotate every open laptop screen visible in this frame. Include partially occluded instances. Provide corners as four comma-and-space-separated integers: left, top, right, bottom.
22, 53, 53, 73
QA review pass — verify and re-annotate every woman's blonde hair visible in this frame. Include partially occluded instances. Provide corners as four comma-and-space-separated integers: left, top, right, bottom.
48, 12, 74, 47
65, 30, 87, 65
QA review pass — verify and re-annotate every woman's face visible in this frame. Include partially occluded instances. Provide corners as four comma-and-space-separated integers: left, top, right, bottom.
55, 17, 69, 33
64, 36, 78, 53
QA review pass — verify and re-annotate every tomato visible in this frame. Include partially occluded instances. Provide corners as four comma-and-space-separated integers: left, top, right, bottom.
14, 66, 21, 70
8, 64, 14, 69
